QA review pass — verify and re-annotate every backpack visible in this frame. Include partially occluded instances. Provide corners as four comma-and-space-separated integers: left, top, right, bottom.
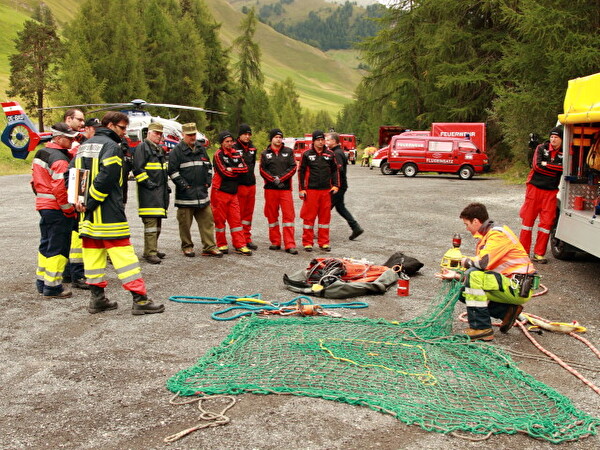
587, 132, 600, 172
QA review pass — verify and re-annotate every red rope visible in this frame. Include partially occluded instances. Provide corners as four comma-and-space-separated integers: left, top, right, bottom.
515, 320, 600, 396
457, 311, 600, 395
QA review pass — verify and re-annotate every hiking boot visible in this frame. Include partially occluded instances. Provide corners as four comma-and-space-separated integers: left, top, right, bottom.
320, 245, 331, 252
218, 246, 229, 254
464, 328, 494, 341
44, 288, 73, 299
235, 246, 253, 256
201, 248, 223, 258
131, 292, 165, 315
349, 226, 364, 241
144, 255, 162, 264
304, 246, 313, 252
246, 242, 258, 250
532, 254, 548, 264
499, 305, 524, 333
183, 248, 195, 257
269, 245, 281, 251
156, 252, 166, 259
72, 278, 91, 290
285, 247, 299, 255
87, 285, 118, 314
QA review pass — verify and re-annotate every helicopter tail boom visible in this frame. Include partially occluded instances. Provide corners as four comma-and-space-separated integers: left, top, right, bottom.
1, 101, 51, 159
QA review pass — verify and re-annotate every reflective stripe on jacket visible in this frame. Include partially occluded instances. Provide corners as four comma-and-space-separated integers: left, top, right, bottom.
464, 221, 535, 276
31, 142, 74, 214
132, 140, 169, 217
73, 127, 130, 239
168, 141, 212, 208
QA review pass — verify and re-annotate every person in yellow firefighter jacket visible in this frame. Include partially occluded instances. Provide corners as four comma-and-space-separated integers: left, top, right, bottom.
437, 202, 537, 341
72, 111, 164, 315
132, 122, 169, 264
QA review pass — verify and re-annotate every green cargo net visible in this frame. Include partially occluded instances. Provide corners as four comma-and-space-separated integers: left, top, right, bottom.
167, 281, 599, 443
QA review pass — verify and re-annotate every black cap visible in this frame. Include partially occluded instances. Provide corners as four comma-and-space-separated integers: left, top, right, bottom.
312, 130, 325, 141
85, 117, 101, 128
218, 130, 233, 144
51, 122, 79, 138
268, 128, 284, 141
549, 125, 563, 139
238, 123, 252, 136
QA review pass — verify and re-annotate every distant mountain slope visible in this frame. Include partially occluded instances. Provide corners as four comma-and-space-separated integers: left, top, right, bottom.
206, 0, 363, 113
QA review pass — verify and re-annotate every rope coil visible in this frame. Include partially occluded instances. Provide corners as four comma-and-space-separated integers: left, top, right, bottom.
169, 294, 369, 320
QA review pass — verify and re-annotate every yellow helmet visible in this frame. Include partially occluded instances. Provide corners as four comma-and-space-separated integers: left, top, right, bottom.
440, 247, 463, 269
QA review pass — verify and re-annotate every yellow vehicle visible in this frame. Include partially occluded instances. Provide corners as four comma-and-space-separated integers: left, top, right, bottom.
553, 72, 600, 259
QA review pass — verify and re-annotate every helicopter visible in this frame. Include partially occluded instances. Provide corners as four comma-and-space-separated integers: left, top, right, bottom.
1, 99, 224, 159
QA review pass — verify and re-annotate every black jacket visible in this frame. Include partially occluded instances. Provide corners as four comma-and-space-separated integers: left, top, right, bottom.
132, 140, 169, 217
259, 145, 297, 190
298, 147, 340, 191
168, 140, 212, 208
527, 142, 563, 190
72, 127, 130, 239
212, 147, 248, 195
330, 144, 348, 190
233, 139, 257, 186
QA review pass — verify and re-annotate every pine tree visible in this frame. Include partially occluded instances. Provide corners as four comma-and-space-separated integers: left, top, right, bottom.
7, 5, 63, 130
270, 78, 303, 135
231, 7, 267, 130
182, 0, 231, 132
491, 0, 600, 162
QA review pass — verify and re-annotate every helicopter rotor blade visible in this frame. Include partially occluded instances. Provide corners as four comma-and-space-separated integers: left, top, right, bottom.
38, 103, 128, 111
38, 100, 226, 115
144, 103, 226, 115
86, 105, 135, 114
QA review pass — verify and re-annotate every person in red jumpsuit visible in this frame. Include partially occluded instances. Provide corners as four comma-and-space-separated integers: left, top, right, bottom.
259, 128, 298, 254
233, 124, 258, 250
211, 131, 252, 256
519, 126, 564, 263
298, 130, 340, 252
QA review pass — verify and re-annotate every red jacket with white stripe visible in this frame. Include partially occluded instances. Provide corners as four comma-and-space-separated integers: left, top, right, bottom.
31, 142, 75, 215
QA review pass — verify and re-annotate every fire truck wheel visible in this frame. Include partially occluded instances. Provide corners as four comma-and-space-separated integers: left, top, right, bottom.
550, 229, 577, 260
458, 165, 474, 180
380, 161, 398, 175
402, 163, 418, 177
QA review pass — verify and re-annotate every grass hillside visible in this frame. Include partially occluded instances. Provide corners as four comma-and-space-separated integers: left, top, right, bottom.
0, 0, 363, 172
206, 0, 362, 113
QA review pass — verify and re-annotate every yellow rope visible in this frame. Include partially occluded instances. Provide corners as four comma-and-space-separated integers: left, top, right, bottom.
318, 338, 437, 385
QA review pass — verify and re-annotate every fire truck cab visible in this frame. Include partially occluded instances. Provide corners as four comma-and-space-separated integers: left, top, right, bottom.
551, 72, 600, 259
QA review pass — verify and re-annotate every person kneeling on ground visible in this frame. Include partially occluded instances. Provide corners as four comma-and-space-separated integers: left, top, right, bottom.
436, 202, 537, 341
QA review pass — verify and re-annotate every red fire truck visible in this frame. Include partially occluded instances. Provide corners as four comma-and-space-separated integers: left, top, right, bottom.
372, 123, 487, 175
386, 134, 490, 179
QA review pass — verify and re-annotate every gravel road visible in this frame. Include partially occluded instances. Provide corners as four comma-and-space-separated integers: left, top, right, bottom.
0, 166, 598, 449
